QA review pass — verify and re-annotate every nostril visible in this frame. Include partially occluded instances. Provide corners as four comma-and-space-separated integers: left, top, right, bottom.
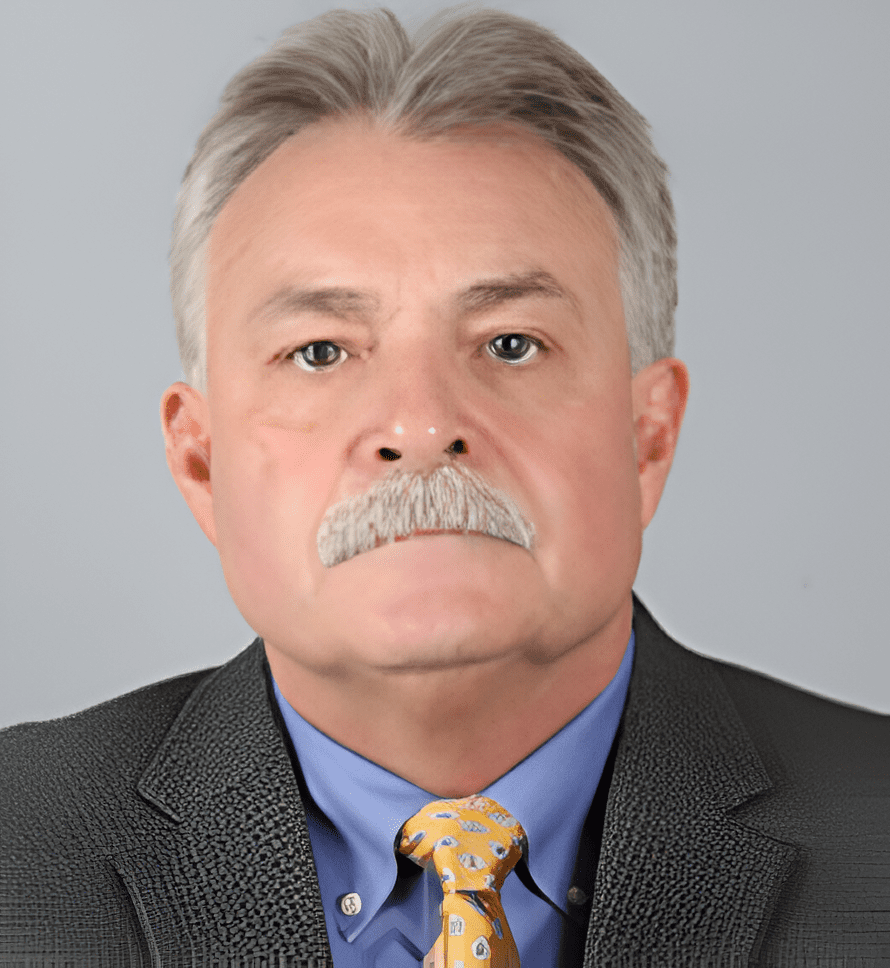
379, 447, 402, 461
448, 439, 468, 455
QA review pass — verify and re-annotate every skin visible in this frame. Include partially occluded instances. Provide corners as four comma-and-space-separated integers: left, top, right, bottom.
162, 116, 688, 797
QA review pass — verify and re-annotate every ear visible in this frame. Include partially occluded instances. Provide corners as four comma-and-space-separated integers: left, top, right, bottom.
160, 382, 217, 546
631, 358, 689, 529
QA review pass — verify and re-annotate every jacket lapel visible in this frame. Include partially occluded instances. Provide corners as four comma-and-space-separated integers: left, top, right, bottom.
118, 640, 332, 965
585, 600, 797, 966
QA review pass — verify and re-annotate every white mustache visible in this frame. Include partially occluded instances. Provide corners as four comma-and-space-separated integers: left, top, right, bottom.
316, 464, 535, 568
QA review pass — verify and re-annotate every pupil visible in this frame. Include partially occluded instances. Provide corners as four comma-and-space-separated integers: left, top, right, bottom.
306, 341, 337, 365
502, 335, 526, 357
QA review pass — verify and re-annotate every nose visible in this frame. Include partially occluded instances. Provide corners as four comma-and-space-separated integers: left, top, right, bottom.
350, 343, 474, 474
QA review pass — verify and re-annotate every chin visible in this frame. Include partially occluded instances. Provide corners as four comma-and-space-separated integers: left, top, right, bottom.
353, 587, 524, 670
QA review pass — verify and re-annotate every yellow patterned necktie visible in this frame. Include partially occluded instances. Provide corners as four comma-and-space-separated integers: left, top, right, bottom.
398, 795, 526, 968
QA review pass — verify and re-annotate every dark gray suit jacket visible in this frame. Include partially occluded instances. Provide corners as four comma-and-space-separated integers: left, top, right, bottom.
2, 600, 888, 967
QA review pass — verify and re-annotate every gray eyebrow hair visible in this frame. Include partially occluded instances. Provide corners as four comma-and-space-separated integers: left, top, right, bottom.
252, 269, 575, 327
455, 269, 578, 317
254, 286, 381, 325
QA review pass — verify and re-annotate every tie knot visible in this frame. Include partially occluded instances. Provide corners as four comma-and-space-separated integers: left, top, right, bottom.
399, 795, 526, 893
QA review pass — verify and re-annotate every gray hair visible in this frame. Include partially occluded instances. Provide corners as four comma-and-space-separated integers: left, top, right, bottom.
317, 464, 535, 568
171, 7, 677, 391
316, 463, 535, 568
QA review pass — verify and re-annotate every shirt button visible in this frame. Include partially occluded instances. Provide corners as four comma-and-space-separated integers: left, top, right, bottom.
566, 885, 588, 906
338, 892, 362, 916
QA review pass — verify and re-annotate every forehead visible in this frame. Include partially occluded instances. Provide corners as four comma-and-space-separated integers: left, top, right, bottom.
205, 116, 623, 335
213, 115, 616, 246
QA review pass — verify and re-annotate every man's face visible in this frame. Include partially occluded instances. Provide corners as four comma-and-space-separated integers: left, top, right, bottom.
182, 117, 672, 681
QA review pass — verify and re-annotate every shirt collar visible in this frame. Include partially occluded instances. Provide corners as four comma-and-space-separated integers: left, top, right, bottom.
273, 630, 633, 941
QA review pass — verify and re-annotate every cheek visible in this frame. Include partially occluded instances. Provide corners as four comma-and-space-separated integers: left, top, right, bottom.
210, 421, 332, 608
527, 395, 641, 580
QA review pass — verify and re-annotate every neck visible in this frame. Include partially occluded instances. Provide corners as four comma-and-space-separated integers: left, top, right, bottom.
265, 603, 632, 797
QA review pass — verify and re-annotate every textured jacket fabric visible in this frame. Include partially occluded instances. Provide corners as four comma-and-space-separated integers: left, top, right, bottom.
1, 599, 888, 967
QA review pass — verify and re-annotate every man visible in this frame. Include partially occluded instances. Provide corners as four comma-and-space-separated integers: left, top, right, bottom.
2, 7, 887, 967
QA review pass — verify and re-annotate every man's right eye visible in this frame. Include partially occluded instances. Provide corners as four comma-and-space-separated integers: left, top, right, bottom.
289, 341, 345, 371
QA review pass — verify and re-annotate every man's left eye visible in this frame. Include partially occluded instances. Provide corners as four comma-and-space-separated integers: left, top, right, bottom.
487, 334, 540, 365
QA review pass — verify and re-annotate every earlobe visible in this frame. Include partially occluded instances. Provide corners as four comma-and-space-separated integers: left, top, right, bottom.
160, 382, 218, 546
632, 358, 689, 529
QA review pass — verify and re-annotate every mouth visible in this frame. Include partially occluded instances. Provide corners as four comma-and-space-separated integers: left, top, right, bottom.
327, 529, 503, 567
391, 529, 483, 543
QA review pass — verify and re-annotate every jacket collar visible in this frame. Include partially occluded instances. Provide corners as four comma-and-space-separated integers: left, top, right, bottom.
584, 598, 797, 966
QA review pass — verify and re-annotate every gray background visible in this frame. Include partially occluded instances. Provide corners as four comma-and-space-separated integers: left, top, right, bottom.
2, 0, 888, 727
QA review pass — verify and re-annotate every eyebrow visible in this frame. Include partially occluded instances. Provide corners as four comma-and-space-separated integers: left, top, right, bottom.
454, 269, 576, 317
253, 286, 381, 325
251, 269, 575, 327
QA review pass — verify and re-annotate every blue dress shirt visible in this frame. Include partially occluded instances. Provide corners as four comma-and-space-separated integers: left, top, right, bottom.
272, 632, 633, 967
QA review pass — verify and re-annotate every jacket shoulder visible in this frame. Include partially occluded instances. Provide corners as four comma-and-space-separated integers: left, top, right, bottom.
0, 667, 217, 825
701, 647, 888, 782
633, 600, 888, 779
